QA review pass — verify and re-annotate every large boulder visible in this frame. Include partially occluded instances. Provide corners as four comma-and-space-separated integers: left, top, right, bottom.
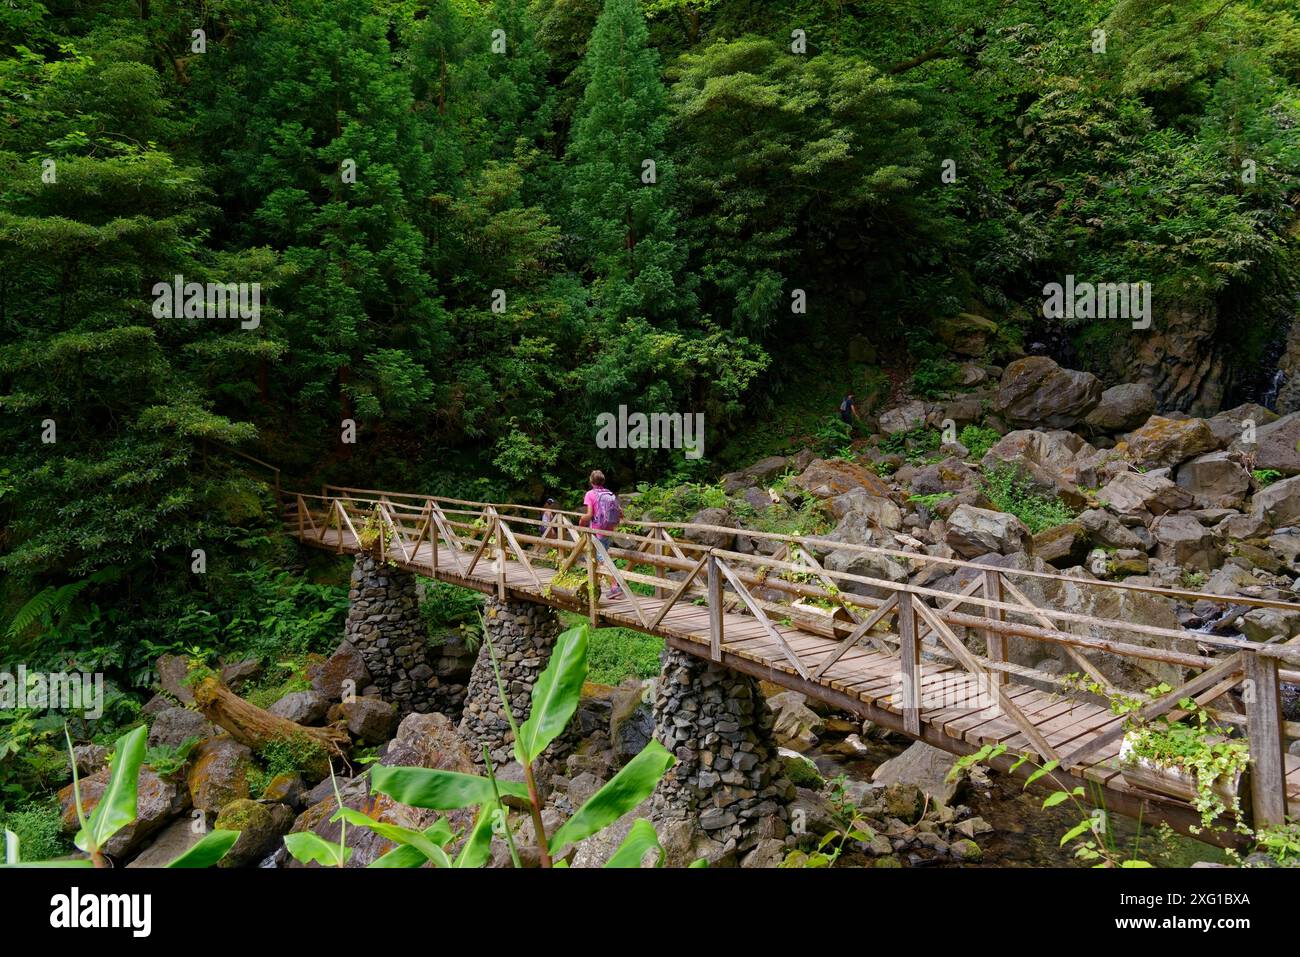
1150, 514, 1220, 572
765, 690, 824, 752
790, 458, 891, 499
871, 742, 962, 806
1250, 475, 1300, 529
187, 737, 253, 814
335, 696, 397, 744
148, 707, 216, 750
309, 641, 371, 701
1098, 472, 1193, 518
1076, 508, 1145, 550
268, 690, 331, 725
909, 457, 979, 496
936, 313, 998, 357
1231, 411, 1300, 476
945, 505, 1031, 558
682, 507, 735, 549
721, 456, 790, 494
1084, 383, 1157, 434
995, 357, 1103, 429
1032, 523, 1090, 568
980, 429, 1098, 502
1123, 415, 1218, 470
830, 488, 903, 530
59, 765, 188, 859
155, 654, 196, 705
824, 548, 911, 599
213, 799, 293, 867
1208, 403, 1278, 446
1175, 452, 1251, 510
877, 401, 929, 435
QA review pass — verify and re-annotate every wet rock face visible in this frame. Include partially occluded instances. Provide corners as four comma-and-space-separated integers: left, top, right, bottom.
650, 648, 793, 865
343, 555, 438, 716
1112, 302, 1224, 416
458, 597, 565, 766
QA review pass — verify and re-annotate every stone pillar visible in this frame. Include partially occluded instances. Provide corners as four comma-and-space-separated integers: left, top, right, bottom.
344, 555, 436, 715
651, 648, 792, 862
458, 597, 563, 765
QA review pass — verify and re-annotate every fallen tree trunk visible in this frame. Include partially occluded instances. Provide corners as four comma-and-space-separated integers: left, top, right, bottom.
193, 676, 350, 758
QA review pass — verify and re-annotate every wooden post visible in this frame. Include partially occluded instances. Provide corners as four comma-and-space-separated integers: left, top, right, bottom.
586, 536, 599, 625
494, 516, 506, 600
1244, 650, 1288, 827
898, 593, 920, 735
654, 529, 667, 599
983, 569, 1007, 690
708, 554, 723, 662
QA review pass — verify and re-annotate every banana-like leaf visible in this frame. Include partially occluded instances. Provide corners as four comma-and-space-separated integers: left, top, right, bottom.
515, 625, 589, 765
370, 766, 528, 809
549, 740, 674, 856
604, 818, 664, 868
76, 725, 147, 854
165, 829, 240, 868
283, 831, 351, 868
368, 819, 458, 869
454, 801, 500, 868
332, 807, 452, 867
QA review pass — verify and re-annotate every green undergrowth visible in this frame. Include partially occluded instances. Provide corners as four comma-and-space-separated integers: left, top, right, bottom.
980, 464, 1077, 534
559, 612, 664, 685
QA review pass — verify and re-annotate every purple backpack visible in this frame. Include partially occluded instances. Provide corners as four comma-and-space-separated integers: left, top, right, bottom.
592, 488, 623, 530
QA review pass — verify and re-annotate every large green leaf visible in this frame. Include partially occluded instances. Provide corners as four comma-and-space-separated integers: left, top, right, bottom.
75, 725, 147, 854
165, 829, 240, 868
368, 820, 458, 869
454, 801, 500, 868
283, 832, 351, 868
370, 766, 528, 809
515, 625, 589, 765
332, 807, 452, 867
604, 818, 664, 868
549, 740, 674, 855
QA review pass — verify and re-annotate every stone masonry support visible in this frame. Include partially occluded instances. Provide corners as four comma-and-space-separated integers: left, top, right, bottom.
344, 555, 436, 715
458, 596, 563, 765
651, 647, 792, 860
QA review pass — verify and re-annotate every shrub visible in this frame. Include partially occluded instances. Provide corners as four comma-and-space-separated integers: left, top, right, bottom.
0, 801, 68, 861
980, 464, 1076, 533
958, 424, 1000, 460
1252, 468, 1282, 488
562, 613, 664, 685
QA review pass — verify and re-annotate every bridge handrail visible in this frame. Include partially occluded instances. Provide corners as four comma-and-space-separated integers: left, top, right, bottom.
309, 486, 1300, 618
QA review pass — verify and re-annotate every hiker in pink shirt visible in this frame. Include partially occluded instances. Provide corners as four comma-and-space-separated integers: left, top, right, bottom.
578, 469, 624, 600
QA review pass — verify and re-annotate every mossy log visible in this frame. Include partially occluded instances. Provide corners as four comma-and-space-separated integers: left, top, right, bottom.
192, 676, 350, 757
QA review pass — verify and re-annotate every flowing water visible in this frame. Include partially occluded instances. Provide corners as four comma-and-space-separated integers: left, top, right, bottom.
807, 736, 1230, 868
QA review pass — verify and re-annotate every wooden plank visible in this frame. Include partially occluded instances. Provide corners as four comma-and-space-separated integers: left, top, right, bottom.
912, 597, 1061, 762
1245, 650, 1288, 826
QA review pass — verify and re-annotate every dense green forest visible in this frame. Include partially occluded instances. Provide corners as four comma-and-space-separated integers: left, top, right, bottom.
2, 0, 1300, 818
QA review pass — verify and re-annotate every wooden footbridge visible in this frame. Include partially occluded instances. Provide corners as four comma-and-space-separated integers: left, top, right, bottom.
285, 485, 1300, 843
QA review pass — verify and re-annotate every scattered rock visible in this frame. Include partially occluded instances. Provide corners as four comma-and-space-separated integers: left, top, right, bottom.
309, 642, 371, 701
187, 737, 253, 814
872, 742, 962, 807
148, 707, 215, 751
945, 504, 1031, 558
1085, 383, 1157, 433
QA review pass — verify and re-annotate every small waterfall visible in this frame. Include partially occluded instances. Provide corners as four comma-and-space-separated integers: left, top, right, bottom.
1262, 368, 1287, 411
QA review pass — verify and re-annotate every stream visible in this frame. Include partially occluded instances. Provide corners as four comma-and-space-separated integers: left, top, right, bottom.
807, 734, 1230, 868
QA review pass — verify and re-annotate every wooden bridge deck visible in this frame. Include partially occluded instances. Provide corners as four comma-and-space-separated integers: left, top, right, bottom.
284, 487, 1300, 845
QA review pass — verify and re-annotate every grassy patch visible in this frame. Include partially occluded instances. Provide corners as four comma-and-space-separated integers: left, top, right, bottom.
560, 612, 664, 685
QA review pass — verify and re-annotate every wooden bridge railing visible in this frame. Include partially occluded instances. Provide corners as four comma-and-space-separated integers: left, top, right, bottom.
284, 485, 1300, 827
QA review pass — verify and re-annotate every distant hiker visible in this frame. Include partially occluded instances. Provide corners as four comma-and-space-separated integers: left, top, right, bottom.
540, 498, 559, 545
579, 470, 624, 600
839, 392, 860, 428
